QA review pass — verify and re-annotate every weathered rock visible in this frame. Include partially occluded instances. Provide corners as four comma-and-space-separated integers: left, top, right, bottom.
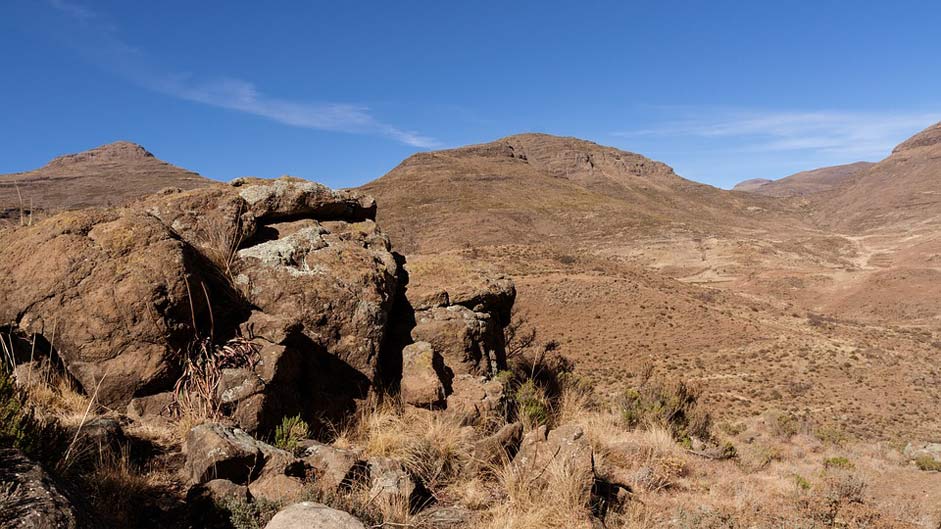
415, 506, 476, 528
367, 457, 416, 509
904, 442, 941, 461
400, 341, 446, 407
445, 374, 506, 425
235, 217, 398, 388
0, 210, 239, 406
127, 391, 175, 424
264, 502, 366, 529
411, 305, 505, 378
249, 474, 307, 504
467, 421, 523, 472
0, 448, 78, 529
79, 417, 127, 454
513, 425, 593, 482
202, 478, 250, 503
184, 424, 263, 484
233, 177, 376, 222
301, 441, 365, 491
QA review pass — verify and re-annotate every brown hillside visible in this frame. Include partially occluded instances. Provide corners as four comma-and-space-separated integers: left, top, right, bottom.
816, 122, 941, 231
360, 133, 791, 254
0, 141, 210, 219
731, 178, 772, 192
735, 161, 875, 197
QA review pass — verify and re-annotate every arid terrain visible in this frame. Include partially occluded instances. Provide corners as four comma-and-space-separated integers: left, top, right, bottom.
361, 128, 941, 441
1, 127, 939, 528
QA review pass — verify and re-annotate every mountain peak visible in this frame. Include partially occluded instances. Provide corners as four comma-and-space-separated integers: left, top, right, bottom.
45, 141, 155, 169
892, 122, 941, 154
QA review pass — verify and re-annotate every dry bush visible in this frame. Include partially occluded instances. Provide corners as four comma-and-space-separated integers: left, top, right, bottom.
475, 455, 595, 529
336, 396, 474, 495
617, 373, 713, 443
171, 336, 259, 434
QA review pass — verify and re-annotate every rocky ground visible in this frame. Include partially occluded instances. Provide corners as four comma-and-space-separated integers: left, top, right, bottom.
1, 177, 939, 529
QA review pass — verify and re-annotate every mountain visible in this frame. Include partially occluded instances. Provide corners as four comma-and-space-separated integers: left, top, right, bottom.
0, 141, 210, 219
815, 122, 941, 231
359, 133, 785, 254
733, 161, 875, 197
732, 178, 772, 192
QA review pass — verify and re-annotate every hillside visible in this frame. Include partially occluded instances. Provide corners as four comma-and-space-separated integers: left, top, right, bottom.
815, 122, 941, 232
734, 162, 875, 197
359, 133, 791, 254
0, 141, 210, 220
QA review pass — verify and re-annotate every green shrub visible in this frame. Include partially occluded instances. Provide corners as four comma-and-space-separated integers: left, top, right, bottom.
618, 378, 712, 442
768, 411, 801, 439
0, 368, 42, 454
915, 455, 941, 472
514, 380, 550, 427
274, 415, 310, 453
823, 456, 854, 470
222, 497, 282, 529
795, 474, 812, 491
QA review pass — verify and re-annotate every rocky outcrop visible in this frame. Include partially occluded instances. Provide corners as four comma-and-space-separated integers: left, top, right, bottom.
184, 423, 266, 484
0, 176, 519, 438
408, 276, 515, 380
0, 448, 78, 529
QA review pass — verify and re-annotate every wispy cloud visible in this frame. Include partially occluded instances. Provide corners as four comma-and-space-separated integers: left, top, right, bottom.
616, 108, 938, 159
46, 0, 439, 148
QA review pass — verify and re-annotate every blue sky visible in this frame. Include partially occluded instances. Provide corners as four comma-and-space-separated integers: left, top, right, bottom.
1, 1, 939, 189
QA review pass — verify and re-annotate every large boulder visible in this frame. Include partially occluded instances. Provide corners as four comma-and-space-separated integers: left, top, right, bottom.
265, 502, 366, 529
1, 177, 400, 419
0, 449, 78, 529
0, 209, 237, 406
145, 178, 399, 414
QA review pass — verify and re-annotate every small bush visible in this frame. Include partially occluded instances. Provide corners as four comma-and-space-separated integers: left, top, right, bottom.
514, 380, 550, 427
915, 455, 941, 472
274, 415, 310, 453
795, 474, 812, 491
222, 497, 282, 529
0, 367, 59, 459
823, 456, 854, 470
617, 378, 712, 442
768, 411, 801, 439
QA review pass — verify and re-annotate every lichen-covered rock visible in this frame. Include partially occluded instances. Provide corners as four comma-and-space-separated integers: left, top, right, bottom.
0, 449, 78, 529
264, 502, 366, 529
301, 441, 365, 491
367, 457, 417, 509
467, 421, 523, 472
404, 271, 516, 379
184, 424, 264, 484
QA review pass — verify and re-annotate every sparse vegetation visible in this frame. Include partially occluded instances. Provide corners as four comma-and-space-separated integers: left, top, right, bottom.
274, 414, 310, 453
914, 455, 941, 472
